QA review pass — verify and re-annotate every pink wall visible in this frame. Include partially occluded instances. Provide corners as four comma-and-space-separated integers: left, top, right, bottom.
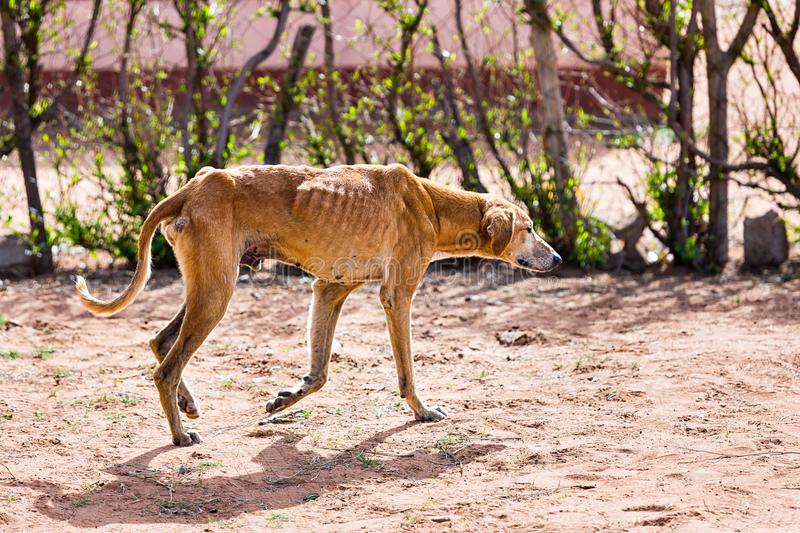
46, 0, 595, 72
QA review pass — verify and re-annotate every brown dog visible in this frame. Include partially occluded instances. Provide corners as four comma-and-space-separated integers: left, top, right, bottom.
76, 164, 560, 446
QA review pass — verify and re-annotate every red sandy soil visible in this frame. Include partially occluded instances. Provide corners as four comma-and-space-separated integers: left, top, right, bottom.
1, 266, 799, 531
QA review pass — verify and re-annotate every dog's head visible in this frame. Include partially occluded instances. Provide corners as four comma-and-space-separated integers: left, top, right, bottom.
481, 199, 561, 272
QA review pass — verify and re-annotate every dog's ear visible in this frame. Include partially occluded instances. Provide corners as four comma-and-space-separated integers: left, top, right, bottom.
483, 209, 515, 256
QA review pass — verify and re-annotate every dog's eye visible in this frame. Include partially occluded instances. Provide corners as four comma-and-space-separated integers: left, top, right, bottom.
526, 226, 533, 234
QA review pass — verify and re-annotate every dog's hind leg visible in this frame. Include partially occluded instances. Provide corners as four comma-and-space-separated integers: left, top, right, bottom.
265, 280, 362, 415
148, 304, 200, 419
153, 266, 236, 446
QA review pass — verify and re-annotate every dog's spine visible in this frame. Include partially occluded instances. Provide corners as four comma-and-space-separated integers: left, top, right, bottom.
75, 185, 191, 316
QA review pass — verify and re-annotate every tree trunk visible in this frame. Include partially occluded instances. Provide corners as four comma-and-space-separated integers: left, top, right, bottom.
524, 0, 579, 250
699, 0, 760, 268
706, 66, 729, 267
213, 0, 290, 167
263, 25, 315, 165
321, 0, 356, 165
430, 26, 485, 193
16, 122, 54, 274
177, 0, 199, 174
667, 56, 696, 258
1, 6, 53, 274
454, 0, 513, 182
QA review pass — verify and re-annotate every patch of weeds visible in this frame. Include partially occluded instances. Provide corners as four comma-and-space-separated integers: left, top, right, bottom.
477, 369, 490, 380
0, 315, 8, 327
553, 363, 563, 371
92, 394, 115, 406
0, 350, 19, 359
33, 411, 46, 422
33, 346, 55, 359
221, 377, 237, 390
0, 412, 13, 421
302, 492, 319, 502
354, 452, 382, 468
72, 497, 93, 508
300, 407, 313, 419
631, 362, 641, 371
403, 511, 417, 525
436, 434, 466, 454
192, 459, 223, 471
265, 511, 290, 529
118, 393, 139, 406
159, 500, 196, 515
91, 393, 139, 409
52, 367, 71, 379
108, 412, 126, 420
283, 433, 299, 444
1, 492, 21, 505
573, 355, 608, 374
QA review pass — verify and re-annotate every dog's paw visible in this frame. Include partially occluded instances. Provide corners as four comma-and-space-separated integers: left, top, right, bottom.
173, 429, 202, 447
415, 405, 448, 422
178, 395, 201, 419
265, 393, 292, 414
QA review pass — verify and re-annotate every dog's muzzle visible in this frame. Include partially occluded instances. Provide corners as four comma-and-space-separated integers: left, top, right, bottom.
517, 252, 562, 272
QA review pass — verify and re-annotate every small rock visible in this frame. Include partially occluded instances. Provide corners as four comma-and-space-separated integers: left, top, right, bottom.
496, 330, 544, 347
0, 235, 33, 277
744, 209, 788, 269
177, 464, 188, 475
430, 516, 452, 523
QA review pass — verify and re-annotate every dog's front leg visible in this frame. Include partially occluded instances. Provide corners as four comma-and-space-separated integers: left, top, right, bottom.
380, 284, 447, 422
265, 280, 362, 415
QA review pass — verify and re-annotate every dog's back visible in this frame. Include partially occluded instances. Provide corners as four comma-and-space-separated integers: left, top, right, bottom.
215, 164, 435, 283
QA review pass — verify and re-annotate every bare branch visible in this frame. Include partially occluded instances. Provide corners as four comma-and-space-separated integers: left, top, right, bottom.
213, 0, 290, 166
763, 0, 800, 83
429, 23, 485, 192
34, 0, 102, 127
321, 0, 355, 165
547, 7, 669, 93
726, 2, 761, 60
263, 24, 315, 164
615, 177, 669, 247
453, 0, 513, 180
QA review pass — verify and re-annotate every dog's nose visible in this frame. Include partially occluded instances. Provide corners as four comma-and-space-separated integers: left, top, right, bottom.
552, 253, 562, 265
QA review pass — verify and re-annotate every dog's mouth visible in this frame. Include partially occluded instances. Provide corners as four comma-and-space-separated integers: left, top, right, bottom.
516, 256, 560, 272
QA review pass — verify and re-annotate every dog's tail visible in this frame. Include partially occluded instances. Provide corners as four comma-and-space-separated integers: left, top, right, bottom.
75, 185, 191, 317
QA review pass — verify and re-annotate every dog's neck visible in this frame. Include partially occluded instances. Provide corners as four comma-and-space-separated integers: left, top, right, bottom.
421, 180, 489, 256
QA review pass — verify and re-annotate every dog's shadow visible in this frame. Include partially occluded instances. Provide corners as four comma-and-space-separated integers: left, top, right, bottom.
18, 422, 502, 527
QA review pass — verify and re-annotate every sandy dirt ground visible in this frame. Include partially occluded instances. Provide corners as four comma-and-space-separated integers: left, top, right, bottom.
1, 265, 799, 532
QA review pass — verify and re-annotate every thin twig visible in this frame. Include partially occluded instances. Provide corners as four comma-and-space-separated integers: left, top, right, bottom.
680, 447, 800, 460
0, 462, 18, 482
121, 469, 175, 494
312, 445, 416, 459
258, 408, 306, 425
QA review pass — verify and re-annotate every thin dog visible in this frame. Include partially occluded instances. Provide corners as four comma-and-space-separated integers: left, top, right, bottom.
76, 164, 561, 446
